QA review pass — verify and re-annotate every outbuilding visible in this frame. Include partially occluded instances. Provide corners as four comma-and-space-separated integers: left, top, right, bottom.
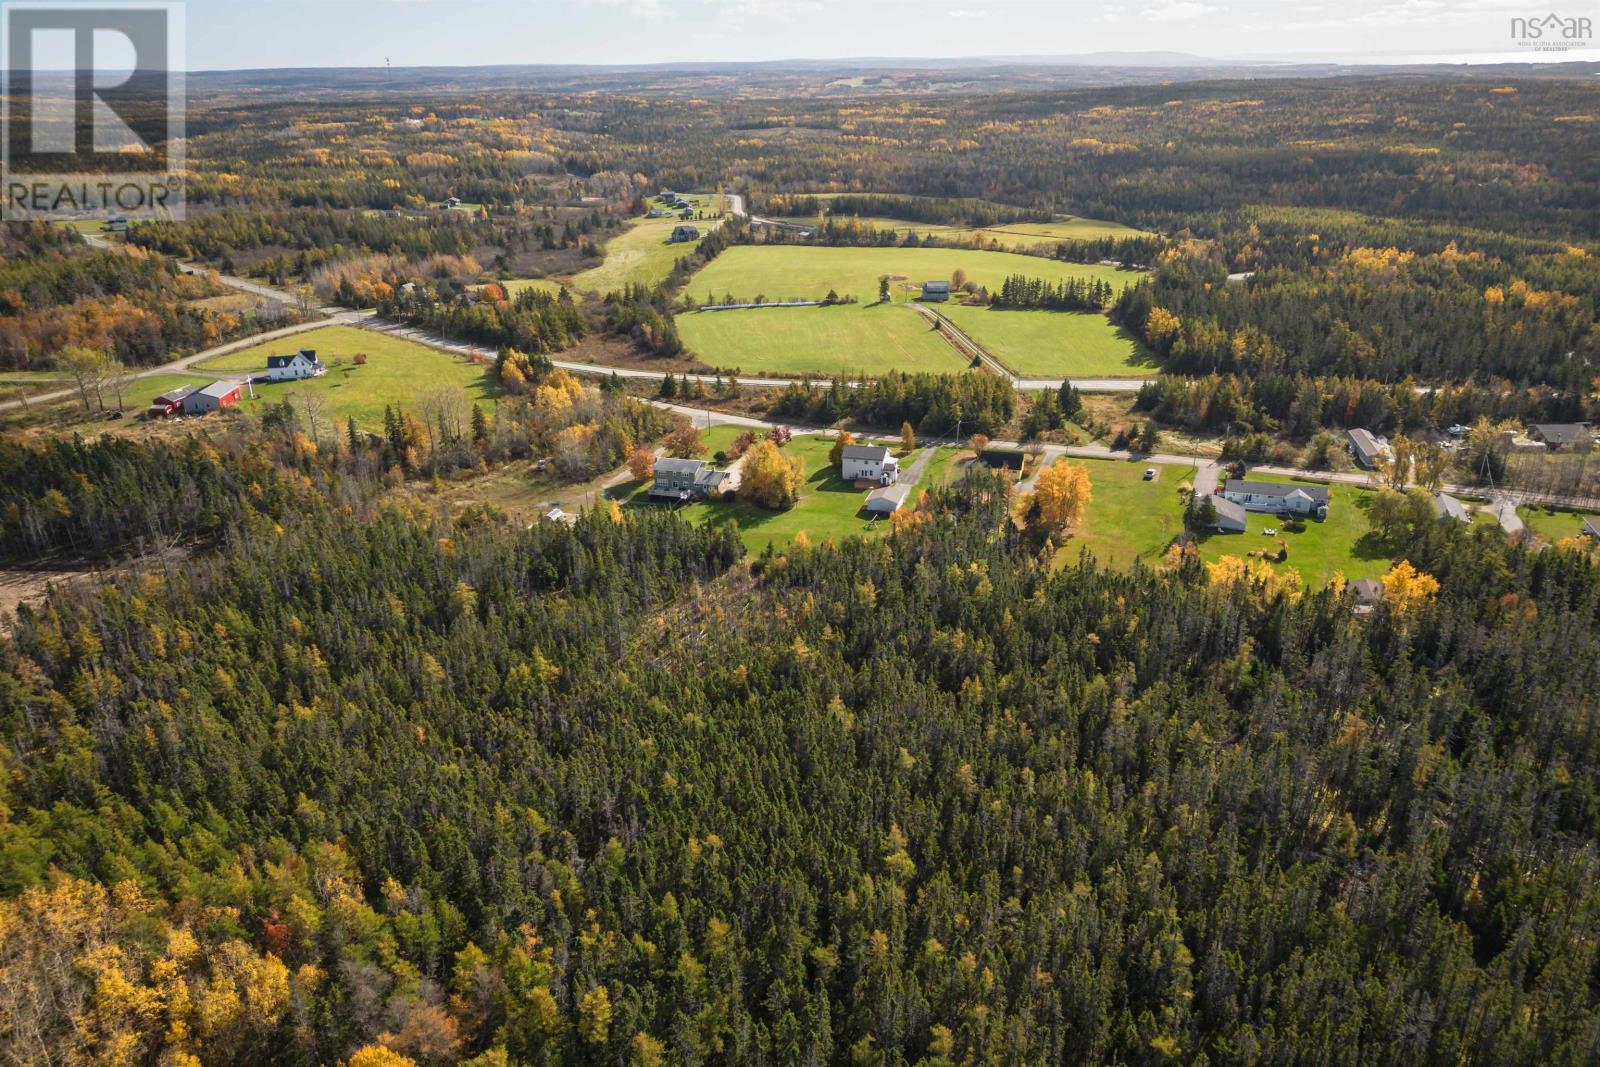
147, 385, 198, 418
182, 380, 244, 415
865, 483, 913, 516
1347, 428, 1393, 470
1208, 495, 1249, 533
921, 280, 951, 301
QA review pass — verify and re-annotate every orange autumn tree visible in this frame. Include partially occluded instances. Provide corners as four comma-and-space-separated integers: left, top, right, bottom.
627, 448, 656, 482
1032, 461, 1093, 533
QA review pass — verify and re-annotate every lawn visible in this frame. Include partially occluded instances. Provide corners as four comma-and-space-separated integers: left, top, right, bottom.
676, 304, 969, 377
191, 325, 495, 428
639, 438, 953, 554
937, 304, 1154, 378
1193, 477, 1392, 586
1055, 462, 1391, 585
574, 196, 723, 294
688, 246, 1138, 306
1060, 459, 1198, 570
1517, 504, 1599, 543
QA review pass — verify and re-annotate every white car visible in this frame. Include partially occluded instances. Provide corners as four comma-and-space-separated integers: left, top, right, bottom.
1263, 528, 1277, 536
1143, 468, 1157, 480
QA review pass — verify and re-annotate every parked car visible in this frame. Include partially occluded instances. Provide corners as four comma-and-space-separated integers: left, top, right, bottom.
1143, 467, 1157, 480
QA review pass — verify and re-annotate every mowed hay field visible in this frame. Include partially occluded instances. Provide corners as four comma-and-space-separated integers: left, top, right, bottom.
193, 325, 495, 428
688, 246, 1137, 305
574, 195, 723, 293
777, 214, 1149, 250
938, 304, 1155, 378
677, 304, 969, 377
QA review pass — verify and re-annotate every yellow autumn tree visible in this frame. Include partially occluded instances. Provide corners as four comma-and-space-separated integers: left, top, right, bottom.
349, 1046, 419, 1067
578, 986, 612, 1045
1033, 461, 1092, 533
1205, 555, 1303, 600
1144, 306, 1182, 349
829, 430, 856, 469
740, 439, 805, 509
1381, 559, 1440, 613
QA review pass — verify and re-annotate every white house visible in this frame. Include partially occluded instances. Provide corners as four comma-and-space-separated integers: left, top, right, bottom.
842, 444, 899, 486
265, 349, 326, 382
1221, 478, 1330, 519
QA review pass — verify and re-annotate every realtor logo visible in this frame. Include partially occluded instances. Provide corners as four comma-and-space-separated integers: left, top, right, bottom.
2, 1, 185, 220
1510, 12, 1592, 51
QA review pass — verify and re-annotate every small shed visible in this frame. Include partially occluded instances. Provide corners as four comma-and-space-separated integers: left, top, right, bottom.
921, 280, 951, 301
865, 483, 913, 516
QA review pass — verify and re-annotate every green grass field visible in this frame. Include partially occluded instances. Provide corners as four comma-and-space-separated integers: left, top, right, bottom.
574, 196, 722, 294
1061, 459, 1198, 570
937, 304, 1154, 378
1193, 477, 1391, 585
779, 213, 1148, 250
192, 325, 494, 428
688, 246, 1137, 306
638, 438, 951, 553
677, 304, 969, 377
1517, 504, 1599, 543
1056, 462, 1390, 585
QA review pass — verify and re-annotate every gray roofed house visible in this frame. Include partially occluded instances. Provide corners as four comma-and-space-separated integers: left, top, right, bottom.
1433, 492, 1471, 524
669, 224, 700, 243
1530, 423, 1589, 449
921, 280, 951, 301
1585, 517, 1600, 542
1208, 495, 1249, 533
1347, 428, 1393, 470
1348, 577, 1384, 613
865, 483, 913, 515
1221, 478, 1330, 518
841, 444, 899, 485
648, 457, 728, 501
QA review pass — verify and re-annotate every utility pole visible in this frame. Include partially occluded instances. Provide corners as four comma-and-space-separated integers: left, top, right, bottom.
386, 57, 392, 83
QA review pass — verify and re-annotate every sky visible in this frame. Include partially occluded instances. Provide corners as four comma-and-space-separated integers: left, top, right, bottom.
168, 0, 1595, 70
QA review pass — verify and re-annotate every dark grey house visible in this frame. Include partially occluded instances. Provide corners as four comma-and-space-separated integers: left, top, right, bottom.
648, 458, 728, 501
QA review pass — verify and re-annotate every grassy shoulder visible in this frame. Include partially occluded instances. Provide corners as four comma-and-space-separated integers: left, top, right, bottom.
937, 303, 1154, 378
688, 246, 1139, 306
192, 324, 495, 428
676, 304, 969, 377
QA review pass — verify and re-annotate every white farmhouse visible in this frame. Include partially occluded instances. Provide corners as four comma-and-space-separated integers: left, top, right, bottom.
265, 349, 326, 382
841, 444, 899, 486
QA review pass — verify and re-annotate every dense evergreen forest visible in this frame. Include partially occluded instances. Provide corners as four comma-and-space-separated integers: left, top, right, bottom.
3, 427, 1600, 1064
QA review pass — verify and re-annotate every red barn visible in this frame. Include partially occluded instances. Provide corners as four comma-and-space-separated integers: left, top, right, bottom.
182, 380, 245, 415
147, 384, 199, 418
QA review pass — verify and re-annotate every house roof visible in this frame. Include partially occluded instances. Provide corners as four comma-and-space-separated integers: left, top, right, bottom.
654, 457, 708, 476
266, 350, 318, 368
1532, 422, 1588, 446
1210, 496, 1248, 526
842, 444, 892, 463
196, 380, 242, 400
1348, 577, 1383, 602
922, 280, 951, 291
1585, 517, 1600, 539
1347, 428, 1390, 463
1433, 492, 1470, 522
1224, 478, 1330, 503
866, 483, 913, 512
151, 385, 199, 405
